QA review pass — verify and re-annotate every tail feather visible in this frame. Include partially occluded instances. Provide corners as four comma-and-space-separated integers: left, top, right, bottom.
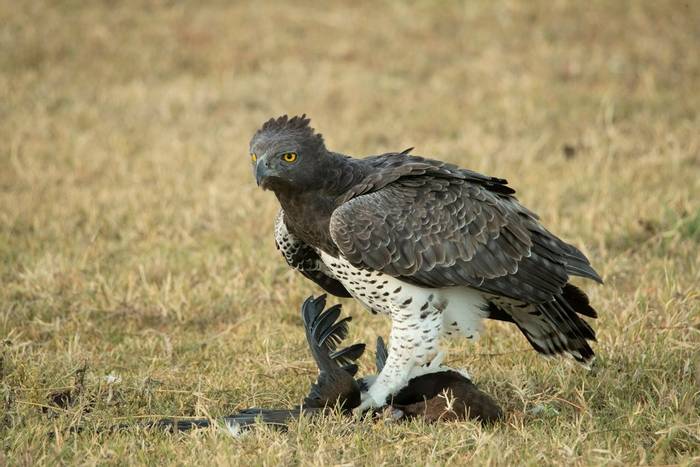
301, 295, 365, 373
488, 283, 598, 365
301, 295, 336, 372
562, 283, 597, 318
329, 343, 365, 367
318, 316, 352, 349
531, 231, 603, 284
300, 295, 364, 410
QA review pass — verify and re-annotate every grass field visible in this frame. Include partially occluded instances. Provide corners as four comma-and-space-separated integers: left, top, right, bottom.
1, 0, 699, 465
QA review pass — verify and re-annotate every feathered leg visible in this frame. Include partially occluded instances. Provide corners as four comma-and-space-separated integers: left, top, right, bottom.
356, 294, 444, 413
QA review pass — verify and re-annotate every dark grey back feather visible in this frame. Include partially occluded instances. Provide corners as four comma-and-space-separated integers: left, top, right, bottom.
330, 160, 602, 305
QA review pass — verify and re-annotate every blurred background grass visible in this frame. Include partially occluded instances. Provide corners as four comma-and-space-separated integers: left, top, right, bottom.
1, 0, 699, 465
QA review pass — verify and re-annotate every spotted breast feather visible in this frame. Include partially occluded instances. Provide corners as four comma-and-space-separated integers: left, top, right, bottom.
274, 210, 351, 298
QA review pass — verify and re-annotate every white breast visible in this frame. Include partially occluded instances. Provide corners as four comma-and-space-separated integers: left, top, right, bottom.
319, 251, 395, 314
319, 251, 487, 339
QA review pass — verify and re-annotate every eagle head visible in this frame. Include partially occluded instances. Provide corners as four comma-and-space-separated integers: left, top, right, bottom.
249, 114, 327, 192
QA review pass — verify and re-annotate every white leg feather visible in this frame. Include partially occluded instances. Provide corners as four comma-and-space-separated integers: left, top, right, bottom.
356, 294, 444, 412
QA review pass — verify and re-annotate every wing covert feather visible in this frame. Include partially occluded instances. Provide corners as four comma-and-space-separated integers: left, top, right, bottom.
330, 176, 579, 304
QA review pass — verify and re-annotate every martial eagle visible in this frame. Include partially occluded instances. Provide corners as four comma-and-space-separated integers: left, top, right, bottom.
250, 115, 602, 412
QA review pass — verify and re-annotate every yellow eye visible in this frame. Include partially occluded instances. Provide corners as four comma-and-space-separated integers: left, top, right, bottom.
251, 153, 257, 162
282, 152, 297, 163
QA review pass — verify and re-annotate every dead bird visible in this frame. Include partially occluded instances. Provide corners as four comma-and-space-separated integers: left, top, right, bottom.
89, 295, 501, 434
156, 296, 501, 433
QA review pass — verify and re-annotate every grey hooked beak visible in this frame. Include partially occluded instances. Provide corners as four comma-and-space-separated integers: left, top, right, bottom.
255, 161, 267, 187
255, 160, 279, 189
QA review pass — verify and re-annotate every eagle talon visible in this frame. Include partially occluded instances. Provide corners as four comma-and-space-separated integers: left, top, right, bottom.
354, 389, 387, 417
354, 394, 376, 415
383, 406, 405, 422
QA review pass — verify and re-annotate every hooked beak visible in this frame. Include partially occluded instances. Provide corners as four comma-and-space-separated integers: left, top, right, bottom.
255, 162, 266, 187
255, 160, 278, 190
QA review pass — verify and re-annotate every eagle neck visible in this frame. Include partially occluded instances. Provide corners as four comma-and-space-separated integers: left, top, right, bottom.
275, 152, 364, 255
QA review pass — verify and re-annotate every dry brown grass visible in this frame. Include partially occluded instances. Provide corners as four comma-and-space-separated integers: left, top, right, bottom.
1, 0, 699, 465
